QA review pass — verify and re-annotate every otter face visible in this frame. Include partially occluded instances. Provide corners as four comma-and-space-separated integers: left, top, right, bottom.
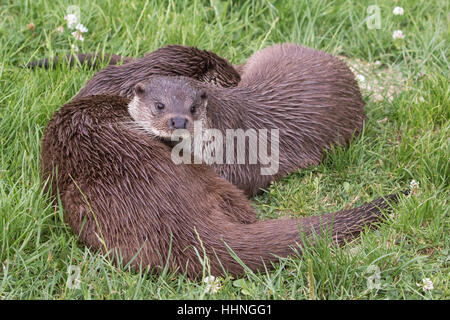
128, 77, 208, 140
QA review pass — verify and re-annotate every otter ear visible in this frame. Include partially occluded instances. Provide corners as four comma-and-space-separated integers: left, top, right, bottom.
134, 83, 146, 96
199, 89, 207, 101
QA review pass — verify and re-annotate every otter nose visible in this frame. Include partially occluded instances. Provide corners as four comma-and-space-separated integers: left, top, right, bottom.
169, 117, 188, 129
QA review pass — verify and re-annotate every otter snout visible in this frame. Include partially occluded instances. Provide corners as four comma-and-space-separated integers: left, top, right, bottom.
169, 116, 188, 129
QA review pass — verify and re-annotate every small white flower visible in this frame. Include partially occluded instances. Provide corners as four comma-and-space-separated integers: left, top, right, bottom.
393, 7, 404, 16
75, 23, 88, 33
417, 278, 433, 291
56, 26, 64, 33
203, 275, 222, 294
64, 14, 79, 29
356, 74, 366, 83
71, 31, 84, 42
409, 179, 420, 195
392, 30, 405, 40
71, 44, 79, 52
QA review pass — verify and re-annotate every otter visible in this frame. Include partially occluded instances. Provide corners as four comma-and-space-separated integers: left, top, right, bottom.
27, 45, 241, 98
128, 43, 366, 196
41, 94, 404, 279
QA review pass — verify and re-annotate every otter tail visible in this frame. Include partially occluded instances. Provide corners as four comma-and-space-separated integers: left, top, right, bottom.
199, 191, 407, 276
26, 53, 132, 69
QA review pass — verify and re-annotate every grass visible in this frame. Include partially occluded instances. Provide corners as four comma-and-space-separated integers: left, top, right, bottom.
0, 0, 448, 299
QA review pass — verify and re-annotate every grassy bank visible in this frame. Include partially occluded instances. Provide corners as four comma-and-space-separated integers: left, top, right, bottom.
0, 0, 448, 299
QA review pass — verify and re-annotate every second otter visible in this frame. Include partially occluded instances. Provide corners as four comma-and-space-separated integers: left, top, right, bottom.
129, 43, 366, 196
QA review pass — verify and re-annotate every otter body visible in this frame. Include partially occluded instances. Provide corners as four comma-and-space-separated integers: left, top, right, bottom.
129, 43, 365, 196
41, 94, 401, 278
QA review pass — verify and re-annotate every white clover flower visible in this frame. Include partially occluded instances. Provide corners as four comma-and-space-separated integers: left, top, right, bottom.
409, 179, 420, 195
203, 275, 222, 294
56, 26, 64, 33
71, 44, 79, 52
75, 23, 88, 33
356, 74, 366, 83
64, 14, 79, 29
71, 31, 84, 42
392, 30, 405, 40
393, 7, 404, 16
417, 278, 433, 291
410, 179, 419, 189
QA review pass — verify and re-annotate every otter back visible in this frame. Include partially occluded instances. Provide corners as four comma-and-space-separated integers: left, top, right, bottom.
127, 44, 366, 196
71, 45, 241, 99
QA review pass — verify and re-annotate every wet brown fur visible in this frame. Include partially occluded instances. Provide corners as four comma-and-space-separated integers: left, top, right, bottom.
41, 94, 403, 279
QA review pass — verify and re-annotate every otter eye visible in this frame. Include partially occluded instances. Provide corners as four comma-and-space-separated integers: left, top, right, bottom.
155, 102, 165, 110
190, 105, 196, 114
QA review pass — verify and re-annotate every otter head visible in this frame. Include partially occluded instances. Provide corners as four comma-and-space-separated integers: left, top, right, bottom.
128, 76, 208, 140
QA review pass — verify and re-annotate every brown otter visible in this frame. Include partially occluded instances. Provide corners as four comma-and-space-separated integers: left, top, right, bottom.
41, 94, 404, 279
27, 45, 241, 98
128, 43, 366, 196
